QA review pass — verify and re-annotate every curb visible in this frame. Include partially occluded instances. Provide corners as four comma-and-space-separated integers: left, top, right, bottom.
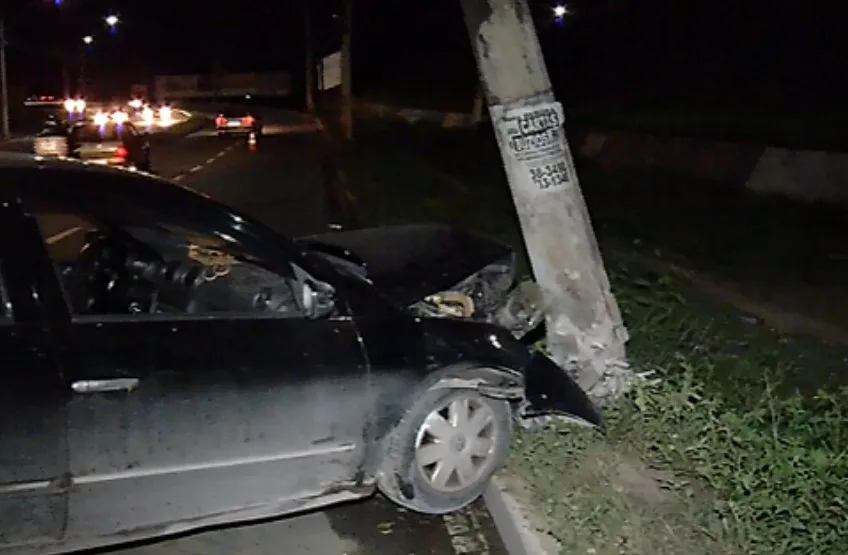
483, 477, 556, 555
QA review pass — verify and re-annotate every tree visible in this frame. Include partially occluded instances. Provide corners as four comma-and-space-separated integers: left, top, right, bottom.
458, 0, 632, 399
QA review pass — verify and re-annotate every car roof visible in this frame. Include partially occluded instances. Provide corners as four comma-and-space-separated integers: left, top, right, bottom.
0, 152, 290, 254
0, 151, 207, 210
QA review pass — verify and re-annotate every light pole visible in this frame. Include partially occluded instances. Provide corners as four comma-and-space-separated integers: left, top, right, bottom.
79, 35, 92, 96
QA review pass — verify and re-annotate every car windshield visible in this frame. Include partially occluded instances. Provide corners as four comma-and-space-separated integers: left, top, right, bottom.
74, 123, 126, 143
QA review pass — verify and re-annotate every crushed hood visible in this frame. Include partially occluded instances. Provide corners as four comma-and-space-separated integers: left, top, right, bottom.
296, 224, 512, 306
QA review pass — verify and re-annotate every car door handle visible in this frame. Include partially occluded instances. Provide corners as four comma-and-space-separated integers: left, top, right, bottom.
72, 378, 140, 394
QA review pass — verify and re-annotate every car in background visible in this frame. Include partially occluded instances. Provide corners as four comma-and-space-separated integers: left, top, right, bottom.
33, 118, 73, 157
215, 107, 263, 137
71, 121, 151, 171
0, 153, 601, 554
33, 120, 152, 172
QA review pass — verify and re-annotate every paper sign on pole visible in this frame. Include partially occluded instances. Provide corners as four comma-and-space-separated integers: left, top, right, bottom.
318, 51, 342, 91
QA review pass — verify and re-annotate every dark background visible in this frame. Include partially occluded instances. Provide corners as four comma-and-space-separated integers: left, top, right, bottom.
4, 0, 848, 117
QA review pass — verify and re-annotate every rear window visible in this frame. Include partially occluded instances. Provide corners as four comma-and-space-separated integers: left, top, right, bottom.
219, 107, 258, 118
73, 123, 127, 143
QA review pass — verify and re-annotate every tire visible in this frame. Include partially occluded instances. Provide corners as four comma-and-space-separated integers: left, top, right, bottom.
376, 384, 511, 514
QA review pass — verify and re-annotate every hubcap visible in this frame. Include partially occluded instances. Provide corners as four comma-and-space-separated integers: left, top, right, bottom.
414, 395, 499, 493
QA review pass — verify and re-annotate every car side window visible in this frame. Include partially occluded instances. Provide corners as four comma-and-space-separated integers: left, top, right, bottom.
31, 212, 308, 321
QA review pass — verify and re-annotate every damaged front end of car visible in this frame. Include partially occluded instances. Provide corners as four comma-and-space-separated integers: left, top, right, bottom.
409, 253, 604, 430
409, 252, 546, 340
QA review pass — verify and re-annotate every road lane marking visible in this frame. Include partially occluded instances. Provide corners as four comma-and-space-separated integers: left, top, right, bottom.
47, 226, 81, 244
443, 508, 493, 555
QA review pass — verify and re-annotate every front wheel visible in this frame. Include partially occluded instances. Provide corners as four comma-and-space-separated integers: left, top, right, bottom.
376, 386, 511, 514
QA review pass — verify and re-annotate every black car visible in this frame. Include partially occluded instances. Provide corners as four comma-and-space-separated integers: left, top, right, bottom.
215, 107, 263, 136
33, 120, 152, 172
0, 153, 601, 555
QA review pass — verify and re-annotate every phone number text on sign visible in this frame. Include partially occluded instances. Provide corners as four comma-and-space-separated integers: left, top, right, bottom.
496, 101, 571, 191
530, 160, 569, 189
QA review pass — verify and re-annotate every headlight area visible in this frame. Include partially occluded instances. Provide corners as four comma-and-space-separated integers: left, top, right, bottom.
409, 253, 546, 339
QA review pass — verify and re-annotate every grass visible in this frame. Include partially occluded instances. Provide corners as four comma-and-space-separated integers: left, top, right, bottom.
336, 118, 848, 555
508, 264, 848, 555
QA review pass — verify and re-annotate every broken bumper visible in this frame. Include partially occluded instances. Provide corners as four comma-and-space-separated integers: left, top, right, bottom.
517, 352, 603, 429
473, 350, 603, 430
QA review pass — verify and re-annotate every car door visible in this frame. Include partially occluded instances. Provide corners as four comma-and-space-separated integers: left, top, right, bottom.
26, 214, 372, 541
0, 200, 68, 551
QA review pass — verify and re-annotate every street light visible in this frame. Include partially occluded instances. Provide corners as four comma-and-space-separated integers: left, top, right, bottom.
104, 14, 119, 27
553, 5, 568, 18
79, 35, 95, 96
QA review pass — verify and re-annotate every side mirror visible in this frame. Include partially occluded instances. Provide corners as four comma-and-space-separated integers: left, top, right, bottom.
301, 279, 336, 318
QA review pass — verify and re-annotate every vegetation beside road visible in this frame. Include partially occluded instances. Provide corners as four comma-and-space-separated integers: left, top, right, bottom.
569, 104, 848, 152
360, 84, 848, 151
337, 118, 848, 555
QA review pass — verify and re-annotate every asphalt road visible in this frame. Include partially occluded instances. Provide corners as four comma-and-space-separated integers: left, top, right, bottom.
1, 117, 511, 555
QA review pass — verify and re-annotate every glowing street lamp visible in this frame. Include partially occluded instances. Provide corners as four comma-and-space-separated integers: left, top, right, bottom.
82, 35, 93, 45
105, 14, 119, 27
553, 4, 569, 18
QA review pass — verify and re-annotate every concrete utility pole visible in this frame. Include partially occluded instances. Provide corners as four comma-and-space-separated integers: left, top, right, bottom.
459, 0, 631, 398
304, 0, 315, 114
340, 0, 353, 140
0, 18, 10, 140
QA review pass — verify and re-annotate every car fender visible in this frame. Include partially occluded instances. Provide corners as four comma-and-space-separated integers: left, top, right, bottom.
418, 318, 604, 429
426, 365, 524, 400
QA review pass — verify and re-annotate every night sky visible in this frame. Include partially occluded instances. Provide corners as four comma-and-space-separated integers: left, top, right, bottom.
4, 0, 848, 113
